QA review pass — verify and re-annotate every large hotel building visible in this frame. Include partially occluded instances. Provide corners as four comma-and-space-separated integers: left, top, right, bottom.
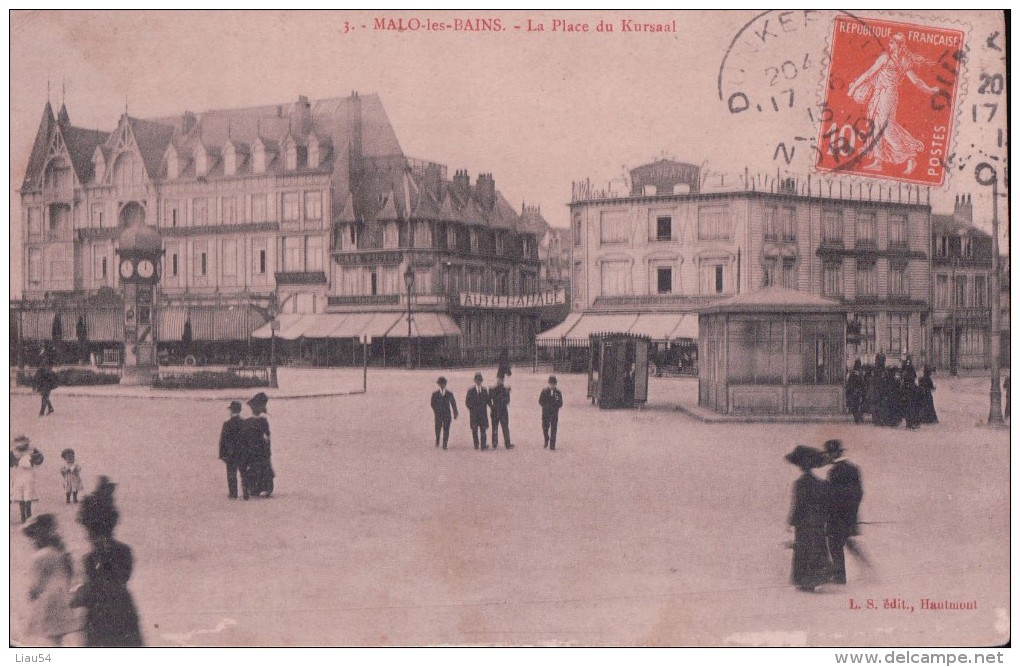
14, 93, 553, 366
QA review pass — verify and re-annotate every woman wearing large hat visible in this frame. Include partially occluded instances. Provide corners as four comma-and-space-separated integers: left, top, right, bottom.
785, 445, 834, 592
243, 392, 274, 498
21, 513, 79, 645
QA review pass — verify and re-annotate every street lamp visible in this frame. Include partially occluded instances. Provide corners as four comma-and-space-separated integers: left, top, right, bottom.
975, 163, 1003, 424
404, 265, 415, 369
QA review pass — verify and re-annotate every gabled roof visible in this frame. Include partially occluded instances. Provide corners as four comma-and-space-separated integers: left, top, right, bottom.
61, 125, 108, 183
126, 116, 175, 179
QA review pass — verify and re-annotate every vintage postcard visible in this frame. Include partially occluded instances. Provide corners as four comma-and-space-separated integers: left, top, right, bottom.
7, 10, 1009, 652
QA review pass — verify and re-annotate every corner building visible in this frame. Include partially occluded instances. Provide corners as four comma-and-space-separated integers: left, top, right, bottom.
547, 159, 931, 369
15, 93, 544, 366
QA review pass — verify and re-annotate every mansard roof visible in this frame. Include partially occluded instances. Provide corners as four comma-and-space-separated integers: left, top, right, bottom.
932, 214, 992, 239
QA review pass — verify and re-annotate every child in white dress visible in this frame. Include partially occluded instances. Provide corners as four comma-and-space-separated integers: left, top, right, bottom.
60, 449, 83, 504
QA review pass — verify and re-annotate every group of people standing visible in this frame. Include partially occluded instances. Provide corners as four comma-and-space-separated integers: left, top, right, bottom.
430, 370, 564, 451
786, 439, 867, 592
18, 477, 143, 647
218, 392, 275, 500
845, 353, 938, 428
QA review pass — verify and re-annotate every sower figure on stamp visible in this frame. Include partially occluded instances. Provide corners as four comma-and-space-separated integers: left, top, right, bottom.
465, 373, 491, 450
430, 376, 458, 449
823, 439, 867, 584
489, 374, 513, 450
539, 375, 563, 450
219, 401, 245, 499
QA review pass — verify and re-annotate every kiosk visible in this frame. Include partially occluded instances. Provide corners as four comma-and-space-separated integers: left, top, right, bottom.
587, 333, 651, 409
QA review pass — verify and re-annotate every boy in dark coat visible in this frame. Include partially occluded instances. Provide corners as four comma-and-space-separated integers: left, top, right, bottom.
430, 377, 458, 449
489, 374, 513, 449
538, 376, 563, 450
465, 373, 491, 450
219, 401, 246, 499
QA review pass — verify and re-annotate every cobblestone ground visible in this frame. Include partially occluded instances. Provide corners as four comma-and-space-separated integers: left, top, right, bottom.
8, 369, 1010, 647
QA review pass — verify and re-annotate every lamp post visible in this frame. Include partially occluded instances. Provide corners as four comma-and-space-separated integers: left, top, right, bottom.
404, 265, 415, 370
975, 163, 1003, 424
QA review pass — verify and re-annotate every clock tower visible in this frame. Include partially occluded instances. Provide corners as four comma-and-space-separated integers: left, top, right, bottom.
116, 220, 163, 386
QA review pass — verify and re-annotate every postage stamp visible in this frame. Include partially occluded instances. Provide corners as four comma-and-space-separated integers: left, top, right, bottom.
815, 15, 966, 185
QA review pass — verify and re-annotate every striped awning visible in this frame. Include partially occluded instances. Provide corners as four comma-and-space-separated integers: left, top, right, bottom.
17, 310, 56, 341
628, 313, 698, 341
536, 312, 583, 346
84, 309, 123, 342
158, 306, 189, 342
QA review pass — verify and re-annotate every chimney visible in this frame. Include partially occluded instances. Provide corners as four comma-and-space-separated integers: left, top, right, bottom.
453, 168, 471, 195
180, 111, 197, 135
953, 193, 973, 224
476, 173, 496, 212
292, 95, 312, 135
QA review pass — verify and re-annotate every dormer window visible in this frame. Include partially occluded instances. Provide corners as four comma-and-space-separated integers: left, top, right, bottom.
92, 148, 106, 183
194, 147, 208, 177
165, 147, 179, 180
224, 144, 236, 176
253, 141, 266, 174
285, 143, 298, 171
308, 141, 320, 168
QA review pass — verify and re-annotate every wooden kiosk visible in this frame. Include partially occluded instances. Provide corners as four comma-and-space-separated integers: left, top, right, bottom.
587, 333, 651, 409
697, 288, 846, 416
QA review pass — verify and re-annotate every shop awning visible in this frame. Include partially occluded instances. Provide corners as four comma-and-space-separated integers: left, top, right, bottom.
629, 313, 699, 341
536, 312, 583, 346
85, 309, 123, 342
384, 312, 462, 338
251, 313, 314, 340
301, 314, 351, 339
563, 313, 640, 345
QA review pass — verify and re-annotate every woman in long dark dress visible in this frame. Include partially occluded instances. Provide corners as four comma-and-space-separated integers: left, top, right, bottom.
71, 477, 143, 647
786, 445, 833, 592
917, 366, 938, 424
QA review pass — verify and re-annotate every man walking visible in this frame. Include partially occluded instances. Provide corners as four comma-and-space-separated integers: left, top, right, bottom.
465, 373, 491, 450
430, 377, 458, 449
539, 375, 563, 450
34, 363, 58, 417
489, 374, 513, 450
218, 401, 245, 499
823, 439, 865, 584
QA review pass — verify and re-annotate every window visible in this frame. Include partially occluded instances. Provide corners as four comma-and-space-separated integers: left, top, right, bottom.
285, 143, 298, 171
699, 262, 726, 294
221, 196, 236, 225
888, 314, 910, 354
304, 191, 322, 220
953, 276, 967, 307
657, 267, 672, 294
935, 274, 949, 307
856, 260, 877, 296
495, 233, 505, 255
698, 206, 731, 240
251, 194, 267, 223
384, 223, 399, 249
470, 230, 480, 253
27, 208, 41, 236
961, 328, 986, 355
889, 262, 908, 296
194, 250, 208, 277
193, 149, 207, 177
165, 201, 179, 228
193, 198, 208, 226
600, 260, 629, 296
282, 192, 300, 221
370, 271, 378, 296
822, 210, 843, 245
781, 258, 796, 289
763, 207, 778, 241
252, 239, 268, 275
974, 275, 987, 307
28, 248, 42, 284
414, 222, 431, 249
858, 314, 877, 355
823, 261, 842, 296
782, 207, 796, 241
258, 250, 267, 274
101, 257, 108, 280
729, 319, 785, 383
962, 237, 973, 257
935, 236, 948, 256
90, 204, 105, 228
222, 240, 237, 278
573, 216, 582, 246
600, 212, 629, 244
762, 258, 777, 287
306, 236, 323, 271
856, 212, 876, 245
253, 144, 266, 174
171, 253, 179, 277
889, 214, 907, 247
447, 226, 458, 250
656, 216, 672, 241
283, 236, 303, 271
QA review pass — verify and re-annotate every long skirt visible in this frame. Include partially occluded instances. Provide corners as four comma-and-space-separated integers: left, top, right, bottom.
791, 526, 833, 589
246, 459, 275, 496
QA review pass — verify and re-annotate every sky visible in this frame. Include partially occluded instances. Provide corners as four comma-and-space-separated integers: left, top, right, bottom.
7, 10, 1009, 297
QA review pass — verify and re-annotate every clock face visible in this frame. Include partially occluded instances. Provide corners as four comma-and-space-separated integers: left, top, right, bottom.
120, 259, 134, 279
137, 259, 155, 279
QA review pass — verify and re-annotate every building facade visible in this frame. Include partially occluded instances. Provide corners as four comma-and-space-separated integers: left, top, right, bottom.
540, 159, 933, 370
15, 93, 545, 366
930, 195, 994, 373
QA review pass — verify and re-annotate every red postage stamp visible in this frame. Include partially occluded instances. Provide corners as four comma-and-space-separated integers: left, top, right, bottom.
815, 16, 965, 186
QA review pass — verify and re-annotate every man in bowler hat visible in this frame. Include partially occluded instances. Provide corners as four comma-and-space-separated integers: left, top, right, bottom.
430, 377, 458, 449
489, 374, 513, 449
219, 401, 246, 499
539, 376, 563, 450
465, 372, 491, 450
823, 439, 866, 583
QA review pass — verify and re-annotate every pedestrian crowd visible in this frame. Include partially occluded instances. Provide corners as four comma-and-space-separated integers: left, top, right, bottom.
845, 353, 938, 428
785, 439, 867, 593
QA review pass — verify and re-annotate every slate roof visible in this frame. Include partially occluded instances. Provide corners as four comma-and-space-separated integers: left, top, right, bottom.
932, 214, 991, 239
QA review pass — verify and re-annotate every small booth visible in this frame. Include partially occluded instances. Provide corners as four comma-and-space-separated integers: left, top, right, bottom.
697, 288, 846, 416
587, 333, 651, 409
